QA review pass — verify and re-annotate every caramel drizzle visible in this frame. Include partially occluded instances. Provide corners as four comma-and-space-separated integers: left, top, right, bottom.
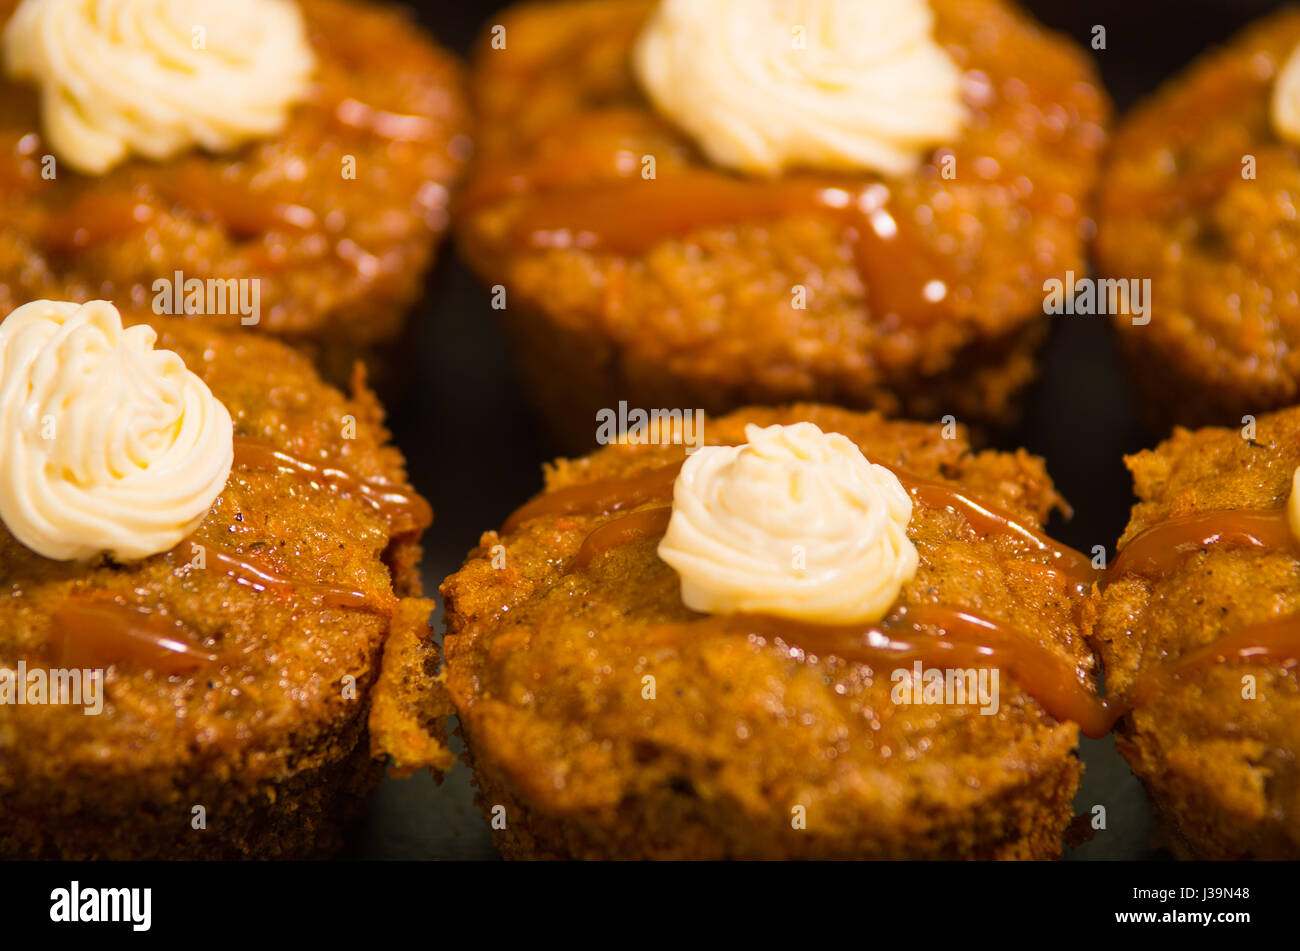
1099, 503, 1300, 709
1110, 507, 1296, 577
24, 84, 433, 249
41, 439, 417, 675
509, 451, 1300, 735
502, 462, 677, 534
170, 543, 391, 614
46, 542, 394, 675
335, 97, 439, 143
232, 437, 431, 534
646, 606, 1115, 740
502, 171, 954, 326
899, 468, 1097, 585
511, 455, 1095, 584
570, 506, 672, 570
535, 457, 1105, 734
1130, 615, 1300, 704
49, 597, 224, 676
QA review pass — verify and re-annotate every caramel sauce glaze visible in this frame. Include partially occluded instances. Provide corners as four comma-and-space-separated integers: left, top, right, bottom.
504, 450, 1300, 737
570, 506, 672, 570
1110, 507, 1296, 577
170, 543, 389, 615
1128, 614, 1300, 707
45, 438, 417, 674
509, 455, 1095, 585
232, 437, 431, 534
50, 597, 223, 676
502, 172, 955, 327
646, 606, 1115, 739
13, 80, 431, 254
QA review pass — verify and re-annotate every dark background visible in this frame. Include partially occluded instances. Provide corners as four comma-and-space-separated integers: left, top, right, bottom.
345, 0, 1286, 860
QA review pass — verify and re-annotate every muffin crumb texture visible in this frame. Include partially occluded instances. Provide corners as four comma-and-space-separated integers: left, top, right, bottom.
1089, 407, 1300, 859
443, 404, 1095, 859
0, 317, 446, 859
457, 0, 1109, 447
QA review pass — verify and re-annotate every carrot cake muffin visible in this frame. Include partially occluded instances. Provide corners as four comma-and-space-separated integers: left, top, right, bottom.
0, 297, 452, 860
0, 0, 470, 389
441, 405, 1105, 859
1088, 407, 1300, 859
1096, 9, 1300, 430
456, 0, 1108, 449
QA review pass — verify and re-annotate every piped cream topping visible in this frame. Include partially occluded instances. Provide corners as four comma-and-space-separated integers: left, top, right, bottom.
657, 422, 918, 624
2, 0, 316, 175
0, 299, 233, 561
633, 0, 966, 177
1274, 41, 1300, 144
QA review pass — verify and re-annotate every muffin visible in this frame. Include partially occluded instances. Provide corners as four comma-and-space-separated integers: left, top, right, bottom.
1088, 406, 1300, 859
0, 298, 452, 860
441, 404, 1104, 859
1096, 8, 1300, 430
0, 0, 470, 390
456, 0, 1109, 450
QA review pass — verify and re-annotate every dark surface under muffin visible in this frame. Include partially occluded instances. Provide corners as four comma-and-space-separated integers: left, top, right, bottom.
441, 404, 1099, 859
456, 0, 1108, 450
0, 313, 452, 860
1096, 8, 1300, 430
0, 0, 470, 390
1088, 407, 1300, 859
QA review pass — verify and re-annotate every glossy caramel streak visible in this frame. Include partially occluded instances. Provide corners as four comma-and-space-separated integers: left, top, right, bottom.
569, 506, 672, 570
233, 437, 431, 534
49, 597, 222, 675
897, 469, 1097, 584
335, 97, 439, 143
506, 172, 953, 325
502, 462, 681, 533
1110, 507, 1296, 578
188, 545, 391, 614
1122, 614, 1300, 713
1162, 614, 1300, 682
44, 543, 388, 676
35, 86, 434, 250
509, 456, 1090, 580
647, 604, 1114, 739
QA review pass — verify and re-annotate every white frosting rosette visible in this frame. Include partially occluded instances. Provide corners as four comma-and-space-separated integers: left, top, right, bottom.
0, 299, 233, 561
657, 421, 918, 624
1274, 40, 1300, 145
2, 0, 316, 174
633, 0, 965, 177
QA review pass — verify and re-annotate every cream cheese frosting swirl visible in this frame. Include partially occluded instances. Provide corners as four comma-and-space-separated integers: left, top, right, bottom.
633, 0, 965, 177
1273, 41, 1300, 145
0, 299, 233, 561
2, 0, 316, 175
657, 422, 918, 624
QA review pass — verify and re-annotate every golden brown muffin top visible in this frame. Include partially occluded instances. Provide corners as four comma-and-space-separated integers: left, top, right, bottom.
0, 311, 440, 805
1097, 8, 1300, 421
1089, 407, 1300, 854
0, 0, 470, 343
442, 405, 1097, 841
457, 0, 1108, 401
